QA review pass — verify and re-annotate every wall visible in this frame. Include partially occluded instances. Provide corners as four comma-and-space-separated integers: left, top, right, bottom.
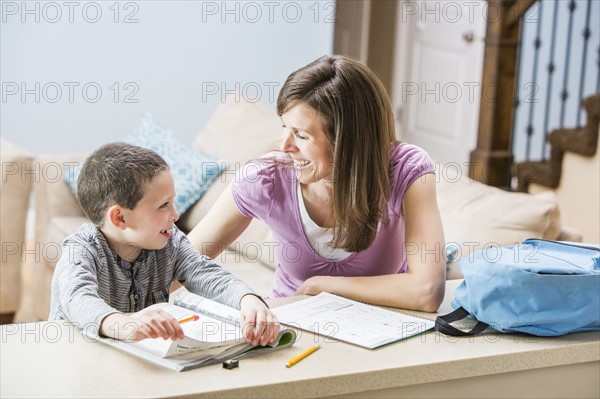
1, 1, 334, 154
530, 126, 600, 243
332, 0, 396, 95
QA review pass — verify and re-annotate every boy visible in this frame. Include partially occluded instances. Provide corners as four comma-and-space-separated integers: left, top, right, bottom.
49, 142, 278, 345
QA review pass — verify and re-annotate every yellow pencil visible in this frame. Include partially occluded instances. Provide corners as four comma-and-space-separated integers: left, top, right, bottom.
285, 345, 321, 368
178, 314, 199, 324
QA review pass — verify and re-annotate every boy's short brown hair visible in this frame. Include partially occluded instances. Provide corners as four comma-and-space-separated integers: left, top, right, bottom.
77, 142, 169, 226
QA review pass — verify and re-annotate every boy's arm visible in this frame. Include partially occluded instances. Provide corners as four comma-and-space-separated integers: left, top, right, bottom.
172, 228, 257, 309
54, 245, 184, 341
52, 245, 121, 335
173, 228, 280, 344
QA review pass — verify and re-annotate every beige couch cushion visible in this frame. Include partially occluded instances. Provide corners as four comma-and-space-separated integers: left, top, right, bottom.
1, 139, 34, 313
34, 155, 87, 241
179, 97, 282, 270
41, 216, 90, 270
192, 97, 282, 169
437, 174, 561, 277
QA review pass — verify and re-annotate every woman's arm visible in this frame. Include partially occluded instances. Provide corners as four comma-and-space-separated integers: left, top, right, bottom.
296, 173, 446, 312
187, 183, 253, 259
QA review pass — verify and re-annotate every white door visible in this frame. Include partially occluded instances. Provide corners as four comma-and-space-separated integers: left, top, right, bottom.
392, 0, 487, 166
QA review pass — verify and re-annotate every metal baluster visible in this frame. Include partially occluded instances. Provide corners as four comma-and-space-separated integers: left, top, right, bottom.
559, 0, 577, 128
542, 0, 559, 161
511, 13, 525, 163
577, 0, 592, 128
526, 1, 543, 160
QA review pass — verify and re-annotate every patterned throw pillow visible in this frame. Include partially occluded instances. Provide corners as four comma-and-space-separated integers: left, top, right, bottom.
64, 113, 226, 216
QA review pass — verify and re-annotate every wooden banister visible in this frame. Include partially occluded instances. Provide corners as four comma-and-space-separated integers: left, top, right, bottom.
469, 0, 537, 187
504, 0, 538, 29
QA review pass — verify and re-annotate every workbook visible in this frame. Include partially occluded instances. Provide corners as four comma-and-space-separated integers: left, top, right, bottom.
272, 292, 435, 349
83, 291, 297, 372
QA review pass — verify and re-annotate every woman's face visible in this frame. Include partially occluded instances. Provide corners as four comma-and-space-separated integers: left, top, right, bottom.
280, 102, 334, 185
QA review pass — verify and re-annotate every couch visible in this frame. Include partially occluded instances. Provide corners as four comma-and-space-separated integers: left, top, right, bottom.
29, 97, 580, 320
0, 139, 34, 322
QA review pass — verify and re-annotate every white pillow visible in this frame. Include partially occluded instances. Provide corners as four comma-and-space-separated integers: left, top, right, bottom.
192, 96, 282, 169
179, 97, 282, 270
437, 174, 561, 277
180, 97, 281, 228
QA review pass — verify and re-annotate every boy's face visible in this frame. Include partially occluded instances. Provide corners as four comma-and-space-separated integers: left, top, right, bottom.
120, 169, 179, 252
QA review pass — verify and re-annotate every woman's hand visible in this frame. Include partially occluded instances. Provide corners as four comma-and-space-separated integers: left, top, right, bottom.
239, 294, 280, 346
295, 276, 333, 296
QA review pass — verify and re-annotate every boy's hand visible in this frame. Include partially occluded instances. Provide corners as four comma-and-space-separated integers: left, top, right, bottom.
134, 309, 185, 341
101, 310, 184, 342
239, 294, 280, 346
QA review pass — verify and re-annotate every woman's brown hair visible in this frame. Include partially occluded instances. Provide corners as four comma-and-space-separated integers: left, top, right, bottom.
277, 55, 396, 252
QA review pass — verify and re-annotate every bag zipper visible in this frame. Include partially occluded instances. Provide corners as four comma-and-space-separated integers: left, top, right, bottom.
525, 238, 600, 253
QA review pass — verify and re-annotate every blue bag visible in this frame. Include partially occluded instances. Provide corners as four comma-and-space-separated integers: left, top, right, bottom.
435, 239, 600, 337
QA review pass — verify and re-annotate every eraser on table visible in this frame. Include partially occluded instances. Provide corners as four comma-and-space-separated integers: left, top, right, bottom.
222, 359, 239, 369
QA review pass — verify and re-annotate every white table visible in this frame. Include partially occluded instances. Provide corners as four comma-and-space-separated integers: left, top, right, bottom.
1, 280, 599, 398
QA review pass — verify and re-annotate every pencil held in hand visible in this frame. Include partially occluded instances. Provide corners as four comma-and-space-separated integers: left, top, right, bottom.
178, 315, 199, 324
285, 345, 321, 368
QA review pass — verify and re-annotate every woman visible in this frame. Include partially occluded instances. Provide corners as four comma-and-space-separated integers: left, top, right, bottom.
189, 55, 446, 312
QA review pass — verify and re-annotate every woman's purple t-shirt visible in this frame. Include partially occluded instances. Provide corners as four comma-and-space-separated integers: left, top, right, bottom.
232, 143, 435, 298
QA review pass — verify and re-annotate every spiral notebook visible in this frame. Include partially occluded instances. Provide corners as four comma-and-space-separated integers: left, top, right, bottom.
272, 292, 435, 349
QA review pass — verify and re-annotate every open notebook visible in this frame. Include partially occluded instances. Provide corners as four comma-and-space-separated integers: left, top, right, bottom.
83, 292, 296, 371
272, 292, 434, 349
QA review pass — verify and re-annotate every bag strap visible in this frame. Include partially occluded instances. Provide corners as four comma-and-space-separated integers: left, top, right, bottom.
435, 307, 490, 336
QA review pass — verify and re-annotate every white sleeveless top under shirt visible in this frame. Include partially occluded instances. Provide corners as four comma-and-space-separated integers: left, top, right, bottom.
297, 184, 351, 261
